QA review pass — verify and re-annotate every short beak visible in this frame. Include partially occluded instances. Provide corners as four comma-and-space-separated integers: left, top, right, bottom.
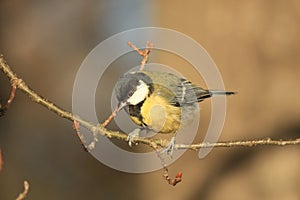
116, 101, 127, 112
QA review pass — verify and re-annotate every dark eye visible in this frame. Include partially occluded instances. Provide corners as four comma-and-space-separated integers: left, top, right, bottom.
127, 90, 134, 97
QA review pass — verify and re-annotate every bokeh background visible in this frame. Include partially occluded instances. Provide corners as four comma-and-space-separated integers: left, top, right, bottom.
0, 1, 300, 199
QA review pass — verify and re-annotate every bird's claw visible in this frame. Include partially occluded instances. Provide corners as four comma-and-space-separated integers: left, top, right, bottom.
127, 129, 140, 147
160, 136, 176, 157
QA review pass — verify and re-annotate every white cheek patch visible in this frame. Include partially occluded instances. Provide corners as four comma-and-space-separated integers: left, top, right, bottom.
127, 80, 149, 105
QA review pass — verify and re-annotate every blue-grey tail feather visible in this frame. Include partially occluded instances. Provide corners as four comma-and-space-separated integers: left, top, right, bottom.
209, 90, 236, 96
195, 90, 236, 102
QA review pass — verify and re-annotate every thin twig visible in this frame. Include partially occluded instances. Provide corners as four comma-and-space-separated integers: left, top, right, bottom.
174, 138, 300, 150
0, 77, 19, 116
73, 120, 88, 151
128, 41, 153, 70
16, 181, 29, 200
0, 55, 300, 151
102, 106, 118, 127
6, 78, 19, 109
162, 167, 182, 186
153, 147, 183, 186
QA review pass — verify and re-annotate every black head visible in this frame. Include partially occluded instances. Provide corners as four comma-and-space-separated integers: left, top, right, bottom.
115, 71, 153, 106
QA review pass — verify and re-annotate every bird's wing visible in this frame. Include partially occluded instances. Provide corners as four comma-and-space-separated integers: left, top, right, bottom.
139, 71, 211, 106
172, 78, 211, 105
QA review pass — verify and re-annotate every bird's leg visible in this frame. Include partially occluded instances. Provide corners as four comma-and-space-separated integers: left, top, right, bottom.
160, 135, 176, 158
127, 128, 141, 147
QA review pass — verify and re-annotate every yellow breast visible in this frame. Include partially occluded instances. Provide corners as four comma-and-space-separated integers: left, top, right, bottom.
137, 94, 181, 133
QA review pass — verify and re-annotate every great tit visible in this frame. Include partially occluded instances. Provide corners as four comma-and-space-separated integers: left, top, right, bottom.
115, 70, 235, 135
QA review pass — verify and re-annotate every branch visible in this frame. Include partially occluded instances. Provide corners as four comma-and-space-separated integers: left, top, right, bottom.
0, 55, 300, 151
0, 55, 166, 149
16, 181, 30, 200
1, 52, 300, 187
128, 41, 153, 70
175, 138, 300, 150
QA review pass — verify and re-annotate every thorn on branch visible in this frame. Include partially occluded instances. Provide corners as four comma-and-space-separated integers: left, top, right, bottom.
128, 41, 153, 71
16, 181, 30, 200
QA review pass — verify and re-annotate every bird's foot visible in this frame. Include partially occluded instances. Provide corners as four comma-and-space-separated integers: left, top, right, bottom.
127, 128, 140, 147
160, 136, 176, 158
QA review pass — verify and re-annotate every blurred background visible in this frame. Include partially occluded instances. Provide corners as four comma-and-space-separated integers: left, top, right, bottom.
0, 0, 300, 199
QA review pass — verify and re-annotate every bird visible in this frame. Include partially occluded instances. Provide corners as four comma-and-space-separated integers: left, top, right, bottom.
114, 70, 235, 153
